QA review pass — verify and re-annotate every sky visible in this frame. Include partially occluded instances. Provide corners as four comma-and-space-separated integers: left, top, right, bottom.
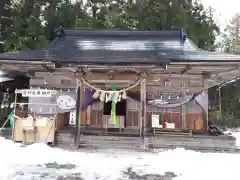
201, 0, 240, 28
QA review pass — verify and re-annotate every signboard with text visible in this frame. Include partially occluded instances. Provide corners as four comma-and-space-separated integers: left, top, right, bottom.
15, 89, 57, 97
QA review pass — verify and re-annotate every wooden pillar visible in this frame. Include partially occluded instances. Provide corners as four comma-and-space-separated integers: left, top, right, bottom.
203, 78, 208, 132
205, 90, 209, 132
181, 105, 186, 129
181, 80, 187, 129
139, 78, 147, 149
74, 79, 82, 146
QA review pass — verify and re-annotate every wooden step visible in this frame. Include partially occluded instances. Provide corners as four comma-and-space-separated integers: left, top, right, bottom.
153, 128, 192, 135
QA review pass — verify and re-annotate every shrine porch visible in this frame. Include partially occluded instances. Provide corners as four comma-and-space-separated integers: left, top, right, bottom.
55, 127, 236, 152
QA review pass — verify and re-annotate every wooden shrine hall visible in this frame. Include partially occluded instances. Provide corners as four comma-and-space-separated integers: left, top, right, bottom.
0, 28, 239, 150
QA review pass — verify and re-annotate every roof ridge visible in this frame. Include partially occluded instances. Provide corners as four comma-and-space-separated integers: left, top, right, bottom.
56, 28, 186, 39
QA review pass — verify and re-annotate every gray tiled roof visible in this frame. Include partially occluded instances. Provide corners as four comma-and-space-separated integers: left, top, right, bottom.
1, 28, 240, 64
0, 49, 46, 60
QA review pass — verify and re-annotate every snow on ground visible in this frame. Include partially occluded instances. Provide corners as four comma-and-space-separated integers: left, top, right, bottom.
1, 137, 240, 180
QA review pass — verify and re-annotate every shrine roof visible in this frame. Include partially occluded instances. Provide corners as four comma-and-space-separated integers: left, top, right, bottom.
1, 28, 240, 64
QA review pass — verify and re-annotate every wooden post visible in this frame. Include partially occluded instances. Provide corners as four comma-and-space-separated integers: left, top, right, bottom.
181, 105, 186, 129
74, 79, 82, 146
12, 92, 18, 140
205, 90, 209, 132
181, 80, 187, 129
139, 78, 147, 149
218, 85, 222, 118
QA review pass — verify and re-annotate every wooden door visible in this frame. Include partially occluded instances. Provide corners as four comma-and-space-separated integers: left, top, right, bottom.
80, 108, 87, 125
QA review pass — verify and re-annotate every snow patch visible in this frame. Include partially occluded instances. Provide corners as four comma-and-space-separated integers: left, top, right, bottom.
0, 137, 240, 179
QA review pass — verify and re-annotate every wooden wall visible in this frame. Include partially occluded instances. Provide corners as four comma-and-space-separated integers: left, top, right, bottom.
88, 96, 205, 131
55, 108, 87, 130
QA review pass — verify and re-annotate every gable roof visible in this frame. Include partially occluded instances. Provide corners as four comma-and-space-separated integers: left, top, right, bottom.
1, 28, 240, 64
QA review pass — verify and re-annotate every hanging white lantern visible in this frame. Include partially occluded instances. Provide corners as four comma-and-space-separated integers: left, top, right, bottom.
99, 92, 106, 102
92, 90, 101, 99
1, 104, 4, 109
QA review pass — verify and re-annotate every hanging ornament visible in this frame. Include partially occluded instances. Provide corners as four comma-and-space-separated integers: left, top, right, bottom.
115, 93, 119, 103
117, 93, 122, 102
122, 91, 127, 99
92, 90, 101, 99
99, 92, 106, 102
105, 93, 111, 102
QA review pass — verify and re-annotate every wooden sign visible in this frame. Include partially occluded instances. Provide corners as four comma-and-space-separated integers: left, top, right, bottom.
15, 89, 56, 97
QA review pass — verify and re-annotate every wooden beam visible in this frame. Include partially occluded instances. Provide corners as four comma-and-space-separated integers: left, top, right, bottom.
90, 80, 131, 83
42, 64, 55, 73
76, 65, 156, 69
82, 72, 139, 81
35, 68, 206, 80
34, 71, 74, 77
81, 72, 204, 82
190, 65, 237, 71
146, 86, 204, 92
171, 62, 240, 65
149, 73, 203, 79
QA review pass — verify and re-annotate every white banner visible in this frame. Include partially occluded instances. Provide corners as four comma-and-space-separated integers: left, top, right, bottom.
148, 95, 193, 108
